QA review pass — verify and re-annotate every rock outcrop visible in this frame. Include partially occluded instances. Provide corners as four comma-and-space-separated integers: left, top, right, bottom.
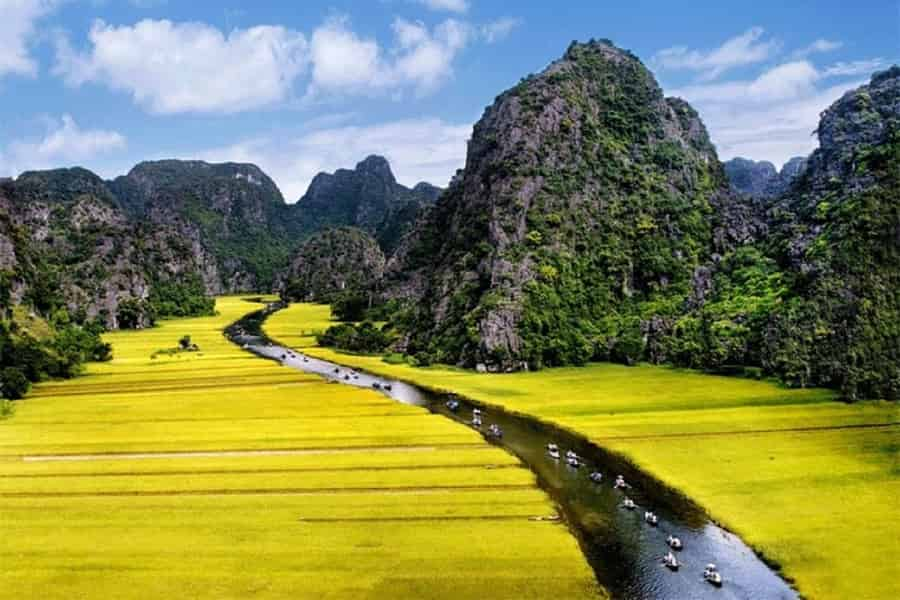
282, 227, 385, 302
723, 156, 807, 200
393, 40, 734, 369
293, 155, 441, 253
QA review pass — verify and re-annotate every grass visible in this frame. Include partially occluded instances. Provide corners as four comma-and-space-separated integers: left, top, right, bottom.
267, 303, 900, 600
0, 297, 601, 599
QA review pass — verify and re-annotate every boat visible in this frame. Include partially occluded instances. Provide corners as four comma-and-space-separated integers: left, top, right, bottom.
644, 511, 659, 526
614, 475, 627, 489
623, 498, 636, 510
666, 535, 683, 550
548, 448, 560, 460
445, 399, 460, 411
487, 424, 503, 438
566, 456, 581, 468
565, 450, 578, 460
472, 415, 483, 427
663, 552, 679, 570
372, 382, 382, 390
383, 384, 392, 391
704, 565, 723, 587
589, 471, 603, 483
546, 443, 558, 452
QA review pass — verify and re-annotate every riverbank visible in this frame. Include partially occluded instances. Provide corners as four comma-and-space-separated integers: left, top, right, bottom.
265, 303, 900, 600
0, 297, 600, 599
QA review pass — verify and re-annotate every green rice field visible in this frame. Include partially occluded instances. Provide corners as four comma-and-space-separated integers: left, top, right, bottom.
0, 297, 600, 599
266, 303, 900, 600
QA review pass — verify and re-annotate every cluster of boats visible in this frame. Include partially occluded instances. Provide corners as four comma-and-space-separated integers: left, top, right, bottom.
444, 403, 504, 439
545, 441, 724, 586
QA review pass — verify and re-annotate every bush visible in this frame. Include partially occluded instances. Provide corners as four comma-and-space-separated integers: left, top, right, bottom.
318, 322, 393, 354
0, 367, 30, 400
332, 293, 369, 322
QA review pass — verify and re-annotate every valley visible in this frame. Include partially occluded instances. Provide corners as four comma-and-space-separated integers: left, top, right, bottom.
266, 302, 900, 600
0, 297, 598, 599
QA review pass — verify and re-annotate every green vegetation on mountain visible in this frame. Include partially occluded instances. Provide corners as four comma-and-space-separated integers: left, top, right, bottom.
293, 155, 441, 254
281, 227, 385, 303
382, 42, 898, 400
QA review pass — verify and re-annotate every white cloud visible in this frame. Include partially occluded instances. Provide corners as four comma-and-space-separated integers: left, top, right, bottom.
0, 0, 59, 78
55, 15, 484, 111
793, 38, 843, 58
307, 17, 470, 98
652, 27, 780, 81
196, 117, 472, 201
822, 58, 888, 77
0, 114, 125, 176
668, 58, 880, 166
54, 19, 309, 114
414, 0, 468, 13
480, 17, 521, 44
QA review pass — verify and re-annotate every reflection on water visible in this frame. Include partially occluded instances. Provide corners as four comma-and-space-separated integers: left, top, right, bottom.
227, 306, 798, 600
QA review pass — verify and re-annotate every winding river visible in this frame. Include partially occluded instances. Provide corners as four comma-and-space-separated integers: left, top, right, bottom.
227, 303, 799, 600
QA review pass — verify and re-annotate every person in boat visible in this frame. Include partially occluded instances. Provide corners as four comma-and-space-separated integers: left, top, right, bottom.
663, 552, 678, 569
566, 450, 578, 460
614, 475, 626, 488
667, 535, 683, 550
566, 456, 580, 468
623, 497, 636, 509
547, 443, 558, 452
547, 446, 560, 459
589, 471, 603, 483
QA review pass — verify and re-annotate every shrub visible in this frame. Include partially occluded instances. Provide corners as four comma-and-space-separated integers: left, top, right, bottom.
0, 367, 30, 400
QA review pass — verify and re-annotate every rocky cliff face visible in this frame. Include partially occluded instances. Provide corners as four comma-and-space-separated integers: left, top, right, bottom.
387, 43, 896, 398
759, 66, 900, 399
394, 40, 734, 369
282, 227, 385, 302
293, 155, 441, 254
724, 156, 807, 200
110, 160, 296, 291
0, 173, 217, 328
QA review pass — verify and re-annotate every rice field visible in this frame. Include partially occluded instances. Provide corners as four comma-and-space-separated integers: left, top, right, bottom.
266, 303, 900, 600
0, 297, 601, 599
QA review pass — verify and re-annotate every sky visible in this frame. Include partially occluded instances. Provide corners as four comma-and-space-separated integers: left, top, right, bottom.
1, 0, 897, 201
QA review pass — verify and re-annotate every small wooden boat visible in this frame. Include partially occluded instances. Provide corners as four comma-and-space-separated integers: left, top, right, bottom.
566, 456, 581, 468
644, 511, 659, 526
704, 567, 723, 587
663, 552, 679, 570
666, 535, 683, 550
623, 498, 636, 510
589, 471, 603, 483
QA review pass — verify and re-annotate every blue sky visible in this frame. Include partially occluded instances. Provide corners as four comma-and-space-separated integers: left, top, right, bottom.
1, 0, 897, 200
